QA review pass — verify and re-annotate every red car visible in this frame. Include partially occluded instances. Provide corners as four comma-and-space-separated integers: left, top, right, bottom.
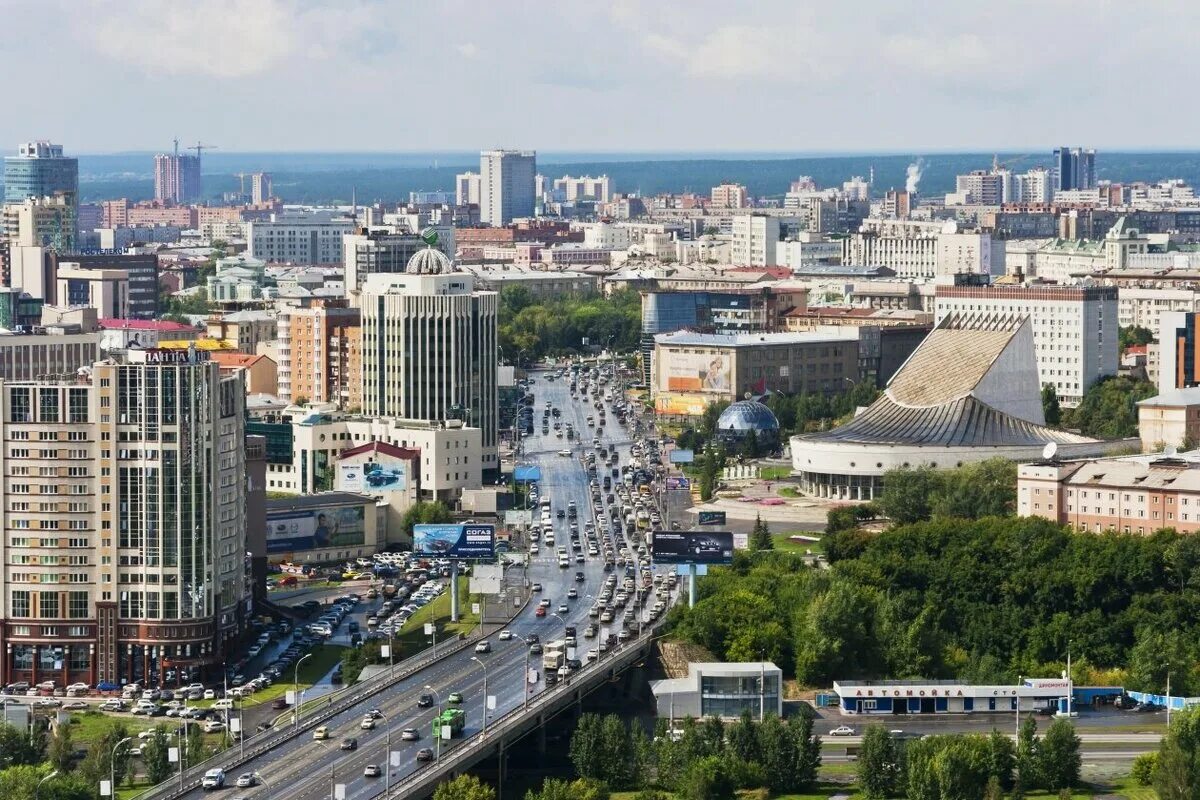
535, 606, 546, 617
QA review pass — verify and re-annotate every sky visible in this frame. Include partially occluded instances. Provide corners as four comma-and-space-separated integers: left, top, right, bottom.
4, 0, 1198, 154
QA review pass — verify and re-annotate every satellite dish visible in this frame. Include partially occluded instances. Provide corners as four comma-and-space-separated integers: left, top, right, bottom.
1042, 442, 1058, 461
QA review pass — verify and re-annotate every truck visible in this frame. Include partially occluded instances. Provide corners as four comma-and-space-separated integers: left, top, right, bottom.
542, 639, 567, 672
432, 708, 466, 739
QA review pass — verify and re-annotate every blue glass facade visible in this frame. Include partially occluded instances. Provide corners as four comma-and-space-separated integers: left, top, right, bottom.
3, 154, 78, 204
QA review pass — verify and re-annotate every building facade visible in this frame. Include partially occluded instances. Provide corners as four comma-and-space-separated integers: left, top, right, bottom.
934, 284, 1118, 406
153, 150, 202, 204
360, 269, 499, 469
342, 227, 453, 295
3, 142, 78, 209
710, 183, 749, 209
247, 211, 355, 265
277, 300, 361, 408
480, 150, 536, 227
730, 214, 780, 267
0, 350, 248, 689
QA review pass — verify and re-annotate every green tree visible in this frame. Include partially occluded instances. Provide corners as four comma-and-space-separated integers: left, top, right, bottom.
524, 778, 608, 800
47, 722, 74, 774
749, 514, 773, 551
399, 500, 454, 538
678, 755, 735, 800
142, 725, 173, 785
986, 727, 1015, 790
0, 723, 45, 768
1155, 706, 1200, 800
1120, 325, 1155, 350
877, 466, 942, 524
434, 774, 497, 800
1042, 383, 1062, 426
857, 725, 904, 799
80, 721, 132, 793
1062, 375, 1155, 439
1039, 718, 1081, 790
1014, 715, 1041, 796
726, 710, 760, 765
930, 459, 1017, 519
756, 713, 818, 795
1131, 751, 1158, 786
793, 581, 879, 684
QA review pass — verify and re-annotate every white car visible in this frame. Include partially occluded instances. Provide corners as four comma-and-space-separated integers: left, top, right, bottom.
201, 769, 225, 790
558, 449, 572, 457
830, 725, 855, 736
498, 630, 513, 641
474, 640, 491, 654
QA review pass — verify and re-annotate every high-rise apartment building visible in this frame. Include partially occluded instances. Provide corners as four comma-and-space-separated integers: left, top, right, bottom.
1157, 311, 1200, 395
730, 214, 780, 266
552, 175, 613, 203
277, 300, 361, 408
153, 144, 202, 204
0, 349, 247, 688
360, 249, 499, 469
479, 150, 536, 227
3, 142, 78, 207
2, 195, 76, 251
1054, 147, 1097, 192
250, 172, 272, 205
455, 172, 481, 206
711, 183, 749, 209
954, 170, 1003, 205
935, 284, 1117, 406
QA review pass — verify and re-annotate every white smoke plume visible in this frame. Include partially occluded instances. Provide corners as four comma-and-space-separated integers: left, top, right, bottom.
905, 157, 925, 193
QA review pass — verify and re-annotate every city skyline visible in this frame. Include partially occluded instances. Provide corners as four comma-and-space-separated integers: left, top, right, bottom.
4, 0, 1198, 152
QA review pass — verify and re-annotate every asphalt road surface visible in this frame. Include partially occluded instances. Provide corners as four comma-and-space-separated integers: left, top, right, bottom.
183, 371, 660, 799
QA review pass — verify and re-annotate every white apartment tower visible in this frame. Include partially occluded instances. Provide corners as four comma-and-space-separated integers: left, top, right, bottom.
0, 350, 247, 688
934, 284, 1118, 406
455, 171, 482, 206
731, 214, 780, 266
360, 249, 500, 469
480, 150, 536, 227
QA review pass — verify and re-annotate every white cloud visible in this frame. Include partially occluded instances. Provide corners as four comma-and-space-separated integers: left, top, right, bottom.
456, 42, 480, 59
82, 0, 379, 78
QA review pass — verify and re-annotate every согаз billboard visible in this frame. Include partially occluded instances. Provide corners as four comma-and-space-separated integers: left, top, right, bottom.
651, 531, 734, 565
414, 523, 496, 559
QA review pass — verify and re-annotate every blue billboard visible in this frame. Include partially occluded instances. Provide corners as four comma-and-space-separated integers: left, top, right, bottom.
266, 506, 365, 554
698, 511, 726, 526
669, 449, 695, 464
413, 523, 496, 559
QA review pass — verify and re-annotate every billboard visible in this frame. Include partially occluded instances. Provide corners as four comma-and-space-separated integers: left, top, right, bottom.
266, 505, 365, 553
414, 523, 496, 559
663, 351, 731, 394
340, 462, 407, 493
651, 531, 734, 565
698, 510, 727, 526
669, 449, 695, 464
655, 393, 711, 417
666, 476, 691, 489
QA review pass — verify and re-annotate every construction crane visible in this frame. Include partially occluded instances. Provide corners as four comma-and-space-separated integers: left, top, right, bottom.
234, 172, 250, 195
189, 142, 218, 161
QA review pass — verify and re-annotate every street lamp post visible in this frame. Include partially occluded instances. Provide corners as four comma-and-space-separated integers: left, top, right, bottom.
293, 652, 312, 728
110, 736, 132, 798
425, 685, 443, 761
471, 656, 489, 738
376, 711, 392, 796
36, 770, 58, 800
253, 773, 270, 794
313, 739, 336, 800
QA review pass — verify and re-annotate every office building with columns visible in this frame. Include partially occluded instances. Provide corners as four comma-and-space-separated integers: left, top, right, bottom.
360, 247, 500, 472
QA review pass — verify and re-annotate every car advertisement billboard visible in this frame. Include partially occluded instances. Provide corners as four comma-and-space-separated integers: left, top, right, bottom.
698, 510, 727, 526
266, 506, 366, 553
339, 462, 407, 493
663, 351, 732, 394
651, 531, 734, 565
666, 476, 691, 489
413, 523, 496, 559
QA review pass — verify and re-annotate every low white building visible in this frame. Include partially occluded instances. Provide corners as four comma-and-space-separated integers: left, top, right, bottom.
651, 662, 783, 720
832, 678, 1092, 715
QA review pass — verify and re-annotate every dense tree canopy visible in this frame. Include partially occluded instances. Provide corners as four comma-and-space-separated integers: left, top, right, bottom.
1062, 375, 1156, 439
875, 459, 1017, 525
670, 516, 1200, 690
499, 286, 640, 362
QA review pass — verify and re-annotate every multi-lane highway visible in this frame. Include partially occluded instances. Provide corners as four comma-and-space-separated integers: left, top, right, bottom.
177, 368, 656, 798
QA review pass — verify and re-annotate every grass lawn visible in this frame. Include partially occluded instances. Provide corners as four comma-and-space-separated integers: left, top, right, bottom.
67, 710, 155, 743
391, 577, 480, 655
771, 531, 823, 554
760, 466, 794, 480
777, 486, 801, 498
186, 643, 346, 712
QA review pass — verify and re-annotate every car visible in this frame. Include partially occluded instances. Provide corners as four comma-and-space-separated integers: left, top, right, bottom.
535, 606, 546, 617
475, 640, 491, 654
417, 694, 433, 708
498, 630, 513, 641
416, 747, 435, 762
203, 689, 216, 700
558, 449, 572, 457
364, 764, 382, 778
557, 604, 569, 613
340, 737, 358, 751
313, 726, 331, 740
529, 642, 543, 655
575, 571, 586, 582
830, 725, 855, 736
235, 773, 256, 788
365, 708, 384, 720
567, 588, 578, 599
62, 700, 88, 710
271, 697, 289, 710
401, 728, 420, 741
448, 691, 463, 704
531, 583, 542, 592
360, 717, 376, 730
539, 598, 551, 608
201, 769, 225, 790
203, 720, 226, 733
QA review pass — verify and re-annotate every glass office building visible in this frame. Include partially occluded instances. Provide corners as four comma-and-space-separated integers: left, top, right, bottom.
651, 662, 783, 720
3, 142, 78, 204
